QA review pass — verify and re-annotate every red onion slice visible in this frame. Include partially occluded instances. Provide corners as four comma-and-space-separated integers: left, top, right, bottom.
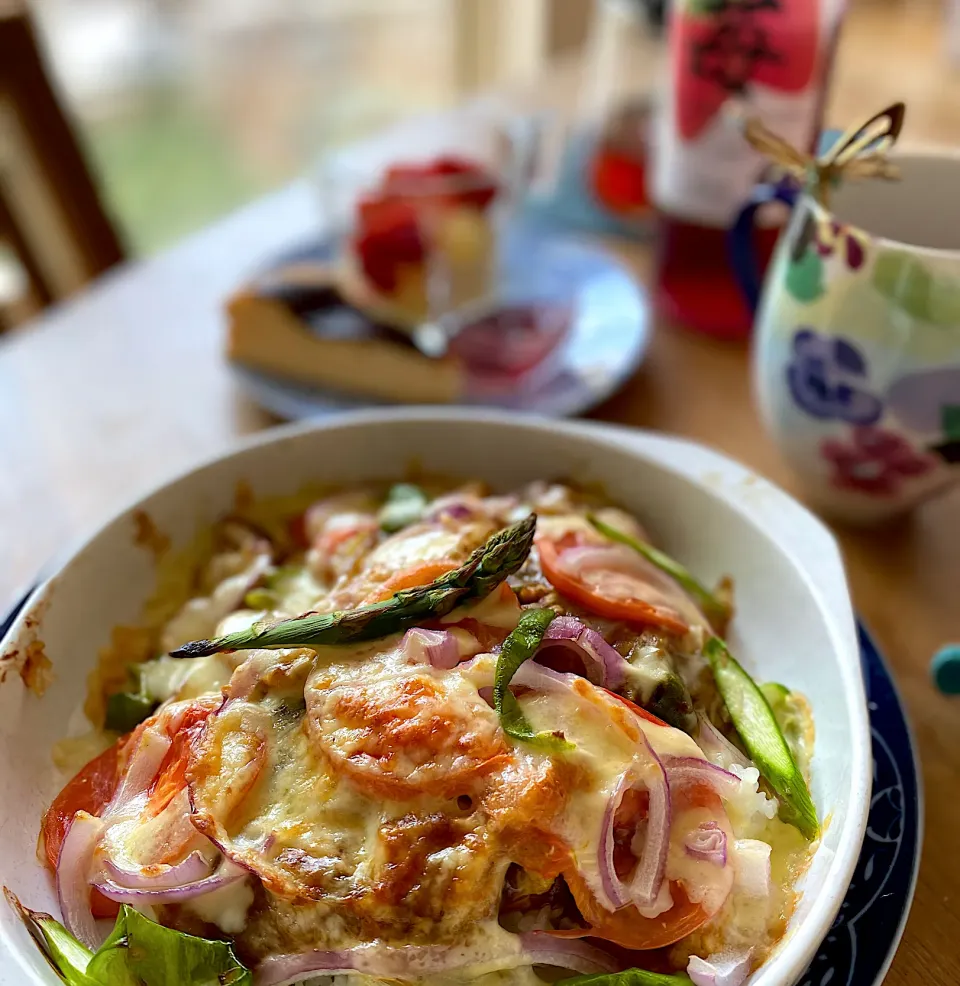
538, 617, 627, 688
578, 627, 627, 689
56, 811, 105, 949
426, 496, 482, 522
557, 545, 641, 578
93, 858, 245, 904
535, 638, 605, 684
520, 932, 620, 974
595, 768, 636, 911
628, 749, 671, 908
541, 615, 583, 641
687, 950, 753, 986
663, 755, 742, 801
255, 950, 354, 985
510, 661, 599, 716
556, 543, 705, 629
696, 713, 752, 770
101, 849, 215, 890
104, 727, 171, 819
511, 661, 579, 693
402, 628, 462, 669
684, 822, 727, 866
253, 932, 617, 986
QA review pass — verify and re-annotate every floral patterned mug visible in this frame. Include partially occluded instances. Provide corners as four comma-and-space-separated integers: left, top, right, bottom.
732, 150, 960, 523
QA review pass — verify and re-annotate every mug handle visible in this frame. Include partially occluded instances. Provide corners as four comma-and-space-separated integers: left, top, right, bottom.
728, 181, 799, 313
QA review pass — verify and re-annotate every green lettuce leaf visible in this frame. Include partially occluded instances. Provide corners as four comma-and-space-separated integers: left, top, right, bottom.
7, 891, 252, 986
5, 889, 98, 986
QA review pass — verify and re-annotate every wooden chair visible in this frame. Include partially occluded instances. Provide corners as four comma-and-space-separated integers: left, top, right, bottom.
0, 1, 125, 329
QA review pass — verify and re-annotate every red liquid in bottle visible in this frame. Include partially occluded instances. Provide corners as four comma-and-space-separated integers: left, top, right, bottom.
655, 218, 780, 341
652, 0, 845, 341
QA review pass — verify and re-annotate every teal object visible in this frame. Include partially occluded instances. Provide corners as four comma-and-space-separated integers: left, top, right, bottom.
932, 644, 960, 694
785, 249, 825, 303
817, 128, 845, 155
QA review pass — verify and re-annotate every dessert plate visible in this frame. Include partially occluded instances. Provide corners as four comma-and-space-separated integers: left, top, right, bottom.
230, 227, 650, 419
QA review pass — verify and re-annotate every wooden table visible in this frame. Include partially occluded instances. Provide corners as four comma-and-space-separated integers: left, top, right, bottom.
2, 2, 960, 983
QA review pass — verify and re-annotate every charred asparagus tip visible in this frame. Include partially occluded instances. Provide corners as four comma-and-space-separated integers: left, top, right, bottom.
169, 638, 221, 659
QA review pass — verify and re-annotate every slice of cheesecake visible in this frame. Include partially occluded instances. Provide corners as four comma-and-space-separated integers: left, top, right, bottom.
226, 265, 463, 404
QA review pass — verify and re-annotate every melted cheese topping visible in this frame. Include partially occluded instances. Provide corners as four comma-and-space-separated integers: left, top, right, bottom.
365, 525, 468, 571
185, 633, 744, 964
189, 696, 514, 955
85, 487, 814, 978
516, 676, 734, 918
306, 662, 506, 799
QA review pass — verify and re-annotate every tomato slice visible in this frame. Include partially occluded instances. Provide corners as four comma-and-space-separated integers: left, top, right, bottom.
42, 743, 122, 872
307, 667, 508, 800
41, 740, 125, 919
317, 520, 377, 556
147, 701, 216, 817
561, 782, 726, 950
559, 869, 708, 950
602, 688, 670, 728
42, 700, 217, 920
537, 539, 689, 635
363, 560, 458, 605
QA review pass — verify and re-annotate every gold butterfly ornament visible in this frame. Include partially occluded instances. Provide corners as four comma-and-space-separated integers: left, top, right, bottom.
741, 101, 906, 209
728, 103, 906, 311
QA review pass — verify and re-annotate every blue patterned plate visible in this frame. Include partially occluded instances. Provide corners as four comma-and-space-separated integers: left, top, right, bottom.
229, 225, 650, 421
0, 595, 919, 985
797, 623, 922, 986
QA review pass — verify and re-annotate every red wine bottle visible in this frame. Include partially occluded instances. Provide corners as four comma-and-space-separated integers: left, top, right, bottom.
652, 0, 846, 340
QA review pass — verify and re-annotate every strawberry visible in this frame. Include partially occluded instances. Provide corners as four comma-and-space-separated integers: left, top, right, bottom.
672, 0, 821, 140
353, 196, 425, 292
432, 155, 481, 177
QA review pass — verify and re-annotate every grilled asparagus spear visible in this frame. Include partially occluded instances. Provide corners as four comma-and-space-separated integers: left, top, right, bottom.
170, 514, 536, 659
705, 637, 819, 840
